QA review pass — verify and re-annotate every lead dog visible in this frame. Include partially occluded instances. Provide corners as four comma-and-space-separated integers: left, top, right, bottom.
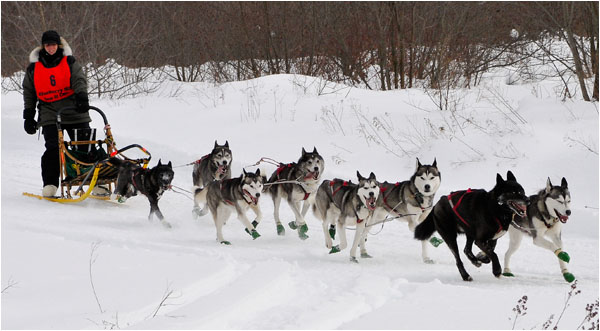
313, 171, 380, 263
503, 177, 574, 282
415, 171, 529, 281
373, 158, 441, 263
194, 169, 264, 245
111, 158, 174, 228
267, 147, 324, 239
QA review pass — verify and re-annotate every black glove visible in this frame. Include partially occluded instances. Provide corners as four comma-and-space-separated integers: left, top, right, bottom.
75, 93, 89, 113
23, 108, 37, 134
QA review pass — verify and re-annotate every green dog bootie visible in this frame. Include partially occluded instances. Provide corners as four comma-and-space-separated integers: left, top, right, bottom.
563, 272, 575, 283
502, 272, 515, 277
329, 225, 336, 239
556, 250, 570, 263
220, 240, 231, 245
245, 228, 261, 240
288, 221, 298, 230
298, 223, 309, 240
276, 224, 285, 236
329, 245, 341, 254
251, 220, 259, 228
429, 236, 444, 247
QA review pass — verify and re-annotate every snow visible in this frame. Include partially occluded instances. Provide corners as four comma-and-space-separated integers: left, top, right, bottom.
1, 69, 598, 329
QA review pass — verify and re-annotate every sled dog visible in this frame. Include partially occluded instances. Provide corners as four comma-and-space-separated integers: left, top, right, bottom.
415, 171, 529, 281
267, 147, 324, 239
194, 169, 265, 245
313, 171, 380, 262
373, 158, 441, 263
111, 158, 175, 228
192, 140, 232, 217
503, 177, 574, 282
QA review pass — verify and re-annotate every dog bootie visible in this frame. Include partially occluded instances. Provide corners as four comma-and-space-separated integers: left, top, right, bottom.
563, 272, 575, 283
91, 185, 110, 197
220, 240, 231, 245
329, 245, 341, 254
329, 225, 336, 239
251, 220, 259, 228
349, 256, 359, 263
429, 236, 444, 247
42, 185, 58, 197
361, 252, 372, 258
555, 249, 570, 263
245, 228, 261, 240
298, 223, 309, 240
276, 224, 285, 236
288, 221, 298, 230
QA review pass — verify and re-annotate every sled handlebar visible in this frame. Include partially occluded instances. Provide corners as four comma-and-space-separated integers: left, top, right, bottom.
56, 106, 108, 130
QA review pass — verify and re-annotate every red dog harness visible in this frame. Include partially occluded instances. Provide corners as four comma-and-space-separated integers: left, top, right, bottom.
329, 181, 364, 223
276, 163, 310, 200
447, 189, 504, 233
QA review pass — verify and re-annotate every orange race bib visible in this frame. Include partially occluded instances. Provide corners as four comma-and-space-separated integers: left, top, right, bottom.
33, 56, 74, 102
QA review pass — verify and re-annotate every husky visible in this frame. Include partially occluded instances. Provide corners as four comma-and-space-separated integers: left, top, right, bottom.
373, 158, 442, 263
267, 147, 324, 240
502, 177, 574, 282
313, 172, 380, 263
111, 158, 175, 228
415, 171, 529, 281
194, 169, 265, 245
192, 140, 232, 217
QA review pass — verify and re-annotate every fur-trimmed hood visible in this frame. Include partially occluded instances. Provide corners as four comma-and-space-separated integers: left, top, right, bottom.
29, 37, 72, 63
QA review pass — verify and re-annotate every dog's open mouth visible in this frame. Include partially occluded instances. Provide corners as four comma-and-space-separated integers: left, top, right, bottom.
304, 170, 320, 181
243, 189, 258, 205
555, 209, 569, 223
365, 196, 377, 211
508, 200, 527, 217
218, 165, 228, 174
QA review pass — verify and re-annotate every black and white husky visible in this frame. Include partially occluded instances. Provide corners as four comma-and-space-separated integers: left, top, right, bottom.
373, 158, 442, 263
192, 140, 232, 217
313, 172, 380, 263
194, 169, 265, 245
503, 177, 574, 282
267, 147, 324, 240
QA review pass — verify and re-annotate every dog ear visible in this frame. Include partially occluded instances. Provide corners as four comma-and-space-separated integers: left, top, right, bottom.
416, 158, 422, 170
561, 177, 568, 189
158, 159, 162, 166
546, 177, 553, 193
357, 171, 364, 181
313, 146, 318, 154
224, 140, 229, 148
432, 158, 437, 168
242, 168, 248, 179
302, 147, 306, 156
167, 161, 172, 168
214, 140, 218, 148
496, 173, 504, 184
506, 170, 516, 182
255, 168, 261, 176
369, 172, 376, 180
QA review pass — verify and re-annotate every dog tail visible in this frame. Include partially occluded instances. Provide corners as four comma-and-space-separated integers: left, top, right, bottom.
194, 186, 207, 204
414, 211, 436, 241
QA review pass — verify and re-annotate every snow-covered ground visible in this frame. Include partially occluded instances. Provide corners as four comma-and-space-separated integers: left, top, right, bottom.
1, 70, 598, 329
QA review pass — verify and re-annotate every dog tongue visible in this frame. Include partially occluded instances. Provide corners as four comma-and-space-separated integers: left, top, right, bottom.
559, 215, 568, 222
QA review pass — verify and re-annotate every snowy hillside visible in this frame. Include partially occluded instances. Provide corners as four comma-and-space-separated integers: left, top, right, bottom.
1, 70, 598, 329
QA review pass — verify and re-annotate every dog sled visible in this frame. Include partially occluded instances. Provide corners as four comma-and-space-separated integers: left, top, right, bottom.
23, 106, 152, 203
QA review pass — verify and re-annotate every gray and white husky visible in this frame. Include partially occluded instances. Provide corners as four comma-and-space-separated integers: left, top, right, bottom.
373, 158, 442, 263
192, 140, 232, 217
503, 177, 574, 282
194, 169, 264, 245
267, 147, 324, 240
313, 172, 380, 263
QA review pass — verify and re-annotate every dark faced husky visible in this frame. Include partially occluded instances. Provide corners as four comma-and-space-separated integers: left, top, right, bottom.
267, 147, 324, 240
111, 158, 175, 228
373, 158, 441, 263
313, 172, 379, 263
503, 177, 574, 282
192, 140, 232, 217
415, 171, 529, 281
194, 169, 265, 245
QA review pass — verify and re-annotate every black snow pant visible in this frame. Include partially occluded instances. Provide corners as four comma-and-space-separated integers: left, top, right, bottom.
41, 122, 91, 187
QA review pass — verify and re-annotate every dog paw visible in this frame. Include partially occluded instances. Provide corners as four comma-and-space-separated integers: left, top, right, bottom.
220, 240, 231, 245
276, 224, 285, 236
161, 221, 172, 229
556, 251, 570, 263
349, 256, 359, 263
563, 272, 575, 283
252, 220, 259, 228
329, 245, 341, 254
288, 221, 298, 230
245, 228, 261, 240
502, 272, 515, 277
328, 225, 336, 239
462, 274, 473, 282
429, 237, 444, 247
360, 252, 373, 258
423, 258, 435, 264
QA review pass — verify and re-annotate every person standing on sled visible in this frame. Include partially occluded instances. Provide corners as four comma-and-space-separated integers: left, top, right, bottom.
22, 30, 91, 197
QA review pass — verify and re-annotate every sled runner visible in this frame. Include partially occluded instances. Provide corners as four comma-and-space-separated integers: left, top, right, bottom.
23, 106, 151, 203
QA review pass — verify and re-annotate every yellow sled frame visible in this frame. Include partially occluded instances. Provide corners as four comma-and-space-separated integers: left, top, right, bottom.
23, 106, 151, 203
